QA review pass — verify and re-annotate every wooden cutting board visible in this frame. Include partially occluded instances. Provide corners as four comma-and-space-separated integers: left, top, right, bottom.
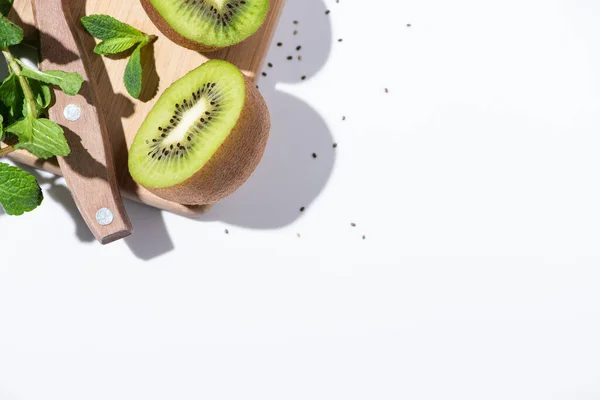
8, 0, 285, 216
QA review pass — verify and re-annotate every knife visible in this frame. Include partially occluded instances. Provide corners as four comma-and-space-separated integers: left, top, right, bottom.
30, 0, 132, 244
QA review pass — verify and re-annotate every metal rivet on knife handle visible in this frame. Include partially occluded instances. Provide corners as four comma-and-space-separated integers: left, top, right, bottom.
63, 104, 81, 121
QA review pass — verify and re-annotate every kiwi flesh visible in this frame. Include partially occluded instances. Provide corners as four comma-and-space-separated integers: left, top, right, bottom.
128, 59, 270, 205
140, 0, 270, 52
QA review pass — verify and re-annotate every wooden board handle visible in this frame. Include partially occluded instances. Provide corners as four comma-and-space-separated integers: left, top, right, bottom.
31, 0, 132, 244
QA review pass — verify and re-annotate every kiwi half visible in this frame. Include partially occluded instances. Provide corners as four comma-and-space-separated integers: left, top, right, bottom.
140, 0, 270, 52
128, 59, 270, 205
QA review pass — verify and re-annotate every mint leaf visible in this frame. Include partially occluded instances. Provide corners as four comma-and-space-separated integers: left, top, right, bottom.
0, 0, 13, 17
27, 78, 52, 111
0, 74, 23, 121
19, 64, 83, 96
0, 14, 22, 47
93, 37, 140, 55
81, 14, 146, 41
124, 42, 143, 99
7, 118, 70, 159
0, 162, 43, 215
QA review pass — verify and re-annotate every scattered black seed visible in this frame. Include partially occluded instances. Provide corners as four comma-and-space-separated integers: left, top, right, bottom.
333, 143, 338, 148
225, 229, 229, 234
277, 42, 282, 46
287, 56, 293, 60
293, 20, 298, 24
325, 10, 330, 14
407, 23, 412, 27
297, 233, 301, 238
312, 153, 317, 158
293, 30, 298, 35
262, 72, 267, 76
301, 75, 306, 80
300, 207, 305, 212
296, 45, 302, 51
362, 235, 366, 240
342, 116, 346, 121
351, 223, 356, 227
268, 62, 273, 67
385, 88, 389, 93
338, 38, 343, 42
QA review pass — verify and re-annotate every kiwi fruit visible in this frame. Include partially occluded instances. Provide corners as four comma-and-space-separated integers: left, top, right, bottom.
140, 0, 270, 52
128, 59, 270, 205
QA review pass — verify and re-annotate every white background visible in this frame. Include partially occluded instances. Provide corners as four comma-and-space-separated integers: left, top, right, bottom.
3, 0, 600, 398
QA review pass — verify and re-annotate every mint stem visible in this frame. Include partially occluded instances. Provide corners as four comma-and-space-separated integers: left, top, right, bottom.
0, 145, 14, 157
1, 47, 38, 119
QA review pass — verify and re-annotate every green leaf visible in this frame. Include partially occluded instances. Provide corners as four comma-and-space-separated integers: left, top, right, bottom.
0, 14, 22, 47
19, 65, 83, 96
124, 42, 144, 99
27, 78, 52, 112
0, 162, 42, 215
81, 14, 146, 41
0, 74, 23, 121
7, 118, 70, 159
0, 0, 13, 17
94, 37, 140, 55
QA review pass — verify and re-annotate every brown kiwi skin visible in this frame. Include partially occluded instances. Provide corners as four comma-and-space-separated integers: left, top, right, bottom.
140, 0, 226, 52
142, 76, 270, 205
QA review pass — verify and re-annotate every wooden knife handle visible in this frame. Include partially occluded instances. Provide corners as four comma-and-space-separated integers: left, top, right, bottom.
31, 0, 132, 244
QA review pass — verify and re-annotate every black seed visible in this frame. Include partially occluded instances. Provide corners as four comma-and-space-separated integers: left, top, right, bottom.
312, 153, 317, 158
300, 207, 305, 212
338, 38, 343, 42
262, 72, 267, 76
296, 45, 301, 51
268, 62, 273, 68
225, 229, 229, 234
325, 10, 330, 14
351, 223, 356, 227
277, 42, 282, 46
287, 56, 293, 60
342, 116, 346, 121
187, 136, 192, 141
293, 20, 298, 24
301, 75, 306, 80
333, 143, 338, 148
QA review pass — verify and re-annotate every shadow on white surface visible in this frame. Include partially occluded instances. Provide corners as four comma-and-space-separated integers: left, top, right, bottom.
21, 167, 95, 243
198, 0, 336, 229
123, 201, 175, 260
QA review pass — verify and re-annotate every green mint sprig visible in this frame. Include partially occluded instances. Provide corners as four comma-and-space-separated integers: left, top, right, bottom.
81, 14, 157, 99
0, 6, 84, 215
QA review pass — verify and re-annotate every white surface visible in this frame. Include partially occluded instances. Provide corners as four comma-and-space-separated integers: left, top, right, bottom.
3, 0, 600, 398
